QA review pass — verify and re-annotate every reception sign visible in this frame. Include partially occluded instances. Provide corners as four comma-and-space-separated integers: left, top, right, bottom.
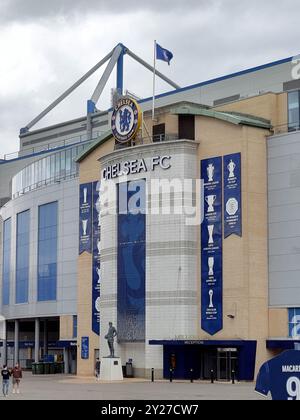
223, 153, 242, 238
79, 183, 92, 254
201, 157, 223, 336
92, 181, 101, 336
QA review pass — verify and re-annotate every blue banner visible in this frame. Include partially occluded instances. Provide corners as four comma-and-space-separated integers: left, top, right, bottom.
201, 157, 223, 336
81, 336, 89, 359
117, 180, 146, 342
92, 181, 101, 336
224, 153, 242, 238
79, 183, 92, 254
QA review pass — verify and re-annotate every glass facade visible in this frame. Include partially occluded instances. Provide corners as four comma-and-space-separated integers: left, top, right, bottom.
38, 202, 58, 301
11, 143, 88, 199
16, 210, 30, 304
288, 91, 300, 131
288, 308, 300, 338
2, 218, 11, 305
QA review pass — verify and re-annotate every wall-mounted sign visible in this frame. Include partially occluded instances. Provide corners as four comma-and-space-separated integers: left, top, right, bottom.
79, 183, 92, 254
223, 153, 242, 238
92, 181, 101, 336
81, 336, 89, 360
102, 156, 171, 180
201, 157, 223, 336
111, 97, 142, 143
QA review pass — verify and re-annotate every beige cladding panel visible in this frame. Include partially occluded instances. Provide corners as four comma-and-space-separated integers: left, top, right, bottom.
269, 308, 288, 338
60, 316, 74, 340
196, 115, 269, 373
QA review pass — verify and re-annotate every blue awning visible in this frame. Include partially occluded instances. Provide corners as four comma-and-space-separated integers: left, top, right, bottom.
267, 339, 300, 350
149, 339, 256, 347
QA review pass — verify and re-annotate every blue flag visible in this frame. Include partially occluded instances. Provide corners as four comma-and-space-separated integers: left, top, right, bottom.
156, 43, 173, 65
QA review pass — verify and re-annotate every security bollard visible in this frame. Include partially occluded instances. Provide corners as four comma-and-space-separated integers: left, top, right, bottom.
210, 369, 214, 384
231, 370, 235, 384
190, 368, 194, 383
169, 368, 173, 383
151, 368, 154, 383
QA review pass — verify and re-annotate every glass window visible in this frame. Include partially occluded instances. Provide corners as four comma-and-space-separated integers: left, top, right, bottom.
288, 308, 300, 337
288, 91, 300, 131
16, 210, 30, 304
2, 218, 11, 305
38, 202, 58, 301
73, 315, 77, 338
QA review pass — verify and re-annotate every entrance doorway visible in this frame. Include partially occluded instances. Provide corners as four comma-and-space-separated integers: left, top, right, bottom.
216, 348, 238, 381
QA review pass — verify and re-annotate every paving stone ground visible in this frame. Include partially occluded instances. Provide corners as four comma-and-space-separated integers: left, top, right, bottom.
0, 372, 268, 400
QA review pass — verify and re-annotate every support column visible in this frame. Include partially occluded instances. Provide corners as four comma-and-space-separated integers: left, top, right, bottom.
43, 319, 48, 356
34, 318, 40, 363
2, 320, 7, 366
116, 48, 124, 96
64, 348, 69, 374
14, 320, 19, 365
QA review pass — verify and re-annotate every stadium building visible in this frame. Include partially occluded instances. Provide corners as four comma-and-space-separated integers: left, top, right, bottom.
0, 44, 300, 380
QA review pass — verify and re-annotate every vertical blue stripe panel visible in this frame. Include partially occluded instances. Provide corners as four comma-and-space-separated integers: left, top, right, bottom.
38, 202, 58, 301
2, 218, 11, 305
16, 211, 30, 303
117, 180, 146, 342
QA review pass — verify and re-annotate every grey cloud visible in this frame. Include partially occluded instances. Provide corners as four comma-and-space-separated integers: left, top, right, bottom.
0, 0, 212, 24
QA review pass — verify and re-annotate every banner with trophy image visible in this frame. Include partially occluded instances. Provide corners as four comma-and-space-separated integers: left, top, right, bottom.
223, 153, 242, 238
201, 157, 223, 336
92, 181, 101, 336
79, 183, 92, 254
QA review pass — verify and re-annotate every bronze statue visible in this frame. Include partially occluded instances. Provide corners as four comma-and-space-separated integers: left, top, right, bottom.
105, 322, 117, 358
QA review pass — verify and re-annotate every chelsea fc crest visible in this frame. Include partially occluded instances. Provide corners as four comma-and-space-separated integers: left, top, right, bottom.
111, 97, 142, 143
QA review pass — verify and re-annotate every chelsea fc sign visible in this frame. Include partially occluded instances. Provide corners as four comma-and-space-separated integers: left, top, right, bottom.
111, 97, 142, 143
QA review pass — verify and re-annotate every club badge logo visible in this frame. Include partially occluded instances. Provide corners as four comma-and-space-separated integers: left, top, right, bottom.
111, 97, 142, 143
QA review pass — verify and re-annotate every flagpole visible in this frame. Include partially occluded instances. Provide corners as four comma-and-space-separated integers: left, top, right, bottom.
152, 40, 156, 121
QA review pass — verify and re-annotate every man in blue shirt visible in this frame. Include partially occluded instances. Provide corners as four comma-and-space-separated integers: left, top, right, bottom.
255, 350, 300, 400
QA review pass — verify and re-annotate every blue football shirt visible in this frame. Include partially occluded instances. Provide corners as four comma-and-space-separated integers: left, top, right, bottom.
255, 350, 300, 400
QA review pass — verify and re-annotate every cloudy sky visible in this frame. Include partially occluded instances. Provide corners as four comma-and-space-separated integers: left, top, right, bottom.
1, 0, 300, 157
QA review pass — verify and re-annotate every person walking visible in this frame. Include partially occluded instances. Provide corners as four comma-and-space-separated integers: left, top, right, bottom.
95, 358, 101, 382
1, 365, 11, 397
11, 363, 22, 394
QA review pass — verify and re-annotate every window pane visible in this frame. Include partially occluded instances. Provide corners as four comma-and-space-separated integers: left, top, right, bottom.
288, 91, 300, 130
16, 210, 30, 303
2, 218, 11, 305
38, 202, 58, 301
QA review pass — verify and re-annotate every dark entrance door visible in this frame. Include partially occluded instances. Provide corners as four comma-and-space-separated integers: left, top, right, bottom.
216, 348, 238, 381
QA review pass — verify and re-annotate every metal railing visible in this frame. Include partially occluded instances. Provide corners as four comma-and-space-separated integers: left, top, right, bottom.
2, 130, 106, 161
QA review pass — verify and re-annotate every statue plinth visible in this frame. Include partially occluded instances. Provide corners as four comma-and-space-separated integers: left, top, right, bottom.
100, 357, 123, 381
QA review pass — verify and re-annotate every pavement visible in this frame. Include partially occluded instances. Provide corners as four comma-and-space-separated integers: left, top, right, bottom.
0, 372, 268, 400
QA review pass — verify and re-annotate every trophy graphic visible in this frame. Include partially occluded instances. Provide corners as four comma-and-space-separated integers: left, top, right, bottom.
207, 163, 215, 182
208, 257, 214, 276
83, 187, 88, 204
96, 267, 101, 284
82, 219, 88, 236
227, 159, 236, 179
97, 240, 101, 255
208, 225, 214, 245
209, 290, 214, 308
205, 195, 216, 213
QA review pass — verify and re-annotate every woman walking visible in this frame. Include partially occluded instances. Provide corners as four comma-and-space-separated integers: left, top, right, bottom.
11, 363, 22, 394
1, 365, 11, 397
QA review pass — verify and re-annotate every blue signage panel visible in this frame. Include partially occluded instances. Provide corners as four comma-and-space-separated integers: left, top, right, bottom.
223, 153, 242, 238
255, 350, 300, 400
117, 180, 146, 342
81, 336, 89, 359
79, 183, 92, 254
92, 181, 101, 336
201, 157, 223, 336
